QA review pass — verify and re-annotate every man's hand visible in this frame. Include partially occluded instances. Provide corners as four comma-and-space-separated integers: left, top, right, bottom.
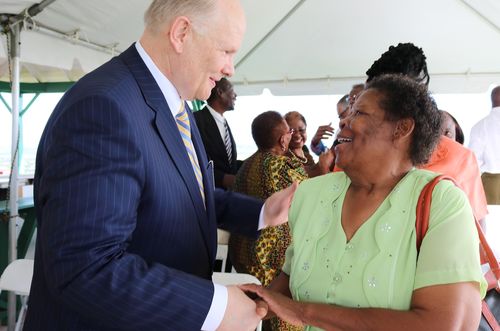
263, 182, 299, 227
216, 286, 268, 331
311, 123, 335, 147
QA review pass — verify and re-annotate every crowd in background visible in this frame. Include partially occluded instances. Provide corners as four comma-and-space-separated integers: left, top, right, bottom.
195, 42, 498, 331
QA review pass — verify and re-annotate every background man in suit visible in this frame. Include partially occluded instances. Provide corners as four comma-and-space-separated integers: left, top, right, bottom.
195, 78, 239, 190
25, 0, 296, 330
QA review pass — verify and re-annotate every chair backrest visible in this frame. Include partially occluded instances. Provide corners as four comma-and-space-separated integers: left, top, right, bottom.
216, 244, 229, 272
217, 229, 230, 245
0, 259, 34, 296
216, 229, 231, 272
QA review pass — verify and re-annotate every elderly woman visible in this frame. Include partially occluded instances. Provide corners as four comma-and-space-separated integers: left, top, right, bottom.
284, 111, 334, 177
241, 75, 486, 331
229, 110, 307, 331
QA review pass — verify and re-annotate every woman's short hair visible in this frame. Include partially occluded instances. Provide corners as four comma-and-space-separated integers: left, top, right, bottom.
366, 74, 441, 165
252, 111, 285, 150
284, 111, 307, 127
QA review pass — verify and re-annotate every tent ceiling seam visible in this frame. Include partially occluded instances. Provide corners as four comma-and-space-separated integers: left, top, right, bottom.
458, 0, 500, 34
232, 71, 500, 86
235, 0, 307, 70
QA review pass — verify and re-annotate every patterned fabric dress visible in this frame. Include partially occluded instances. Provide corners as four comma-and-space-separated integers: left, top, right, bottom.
229, 150, 307, 331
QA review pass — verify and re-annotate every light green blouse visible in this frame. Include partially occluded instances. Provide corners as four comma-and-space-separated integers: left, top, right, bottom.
283, 169, 486, 330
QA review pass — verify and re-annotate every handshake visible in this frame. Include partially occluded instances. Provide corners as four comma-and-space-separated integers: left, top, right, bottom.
216, 282, 303, 331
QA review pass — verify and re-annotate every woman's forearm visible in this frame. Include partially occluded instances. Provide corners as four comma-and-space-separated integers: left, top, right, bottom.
268, 272, 292, 298
300, 282, 480, 331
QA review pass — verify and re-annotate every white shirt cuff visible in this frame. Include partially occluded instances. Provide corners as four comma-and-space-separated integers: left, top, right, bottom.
258, 205, 266, 230
201, 283, 228, 331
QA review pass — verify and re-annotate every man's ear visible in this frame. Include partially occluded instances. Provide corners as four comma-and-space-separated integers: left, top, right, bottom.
216, 86, 224, 98
393, 118, 415, 141
169, 16, 191, 53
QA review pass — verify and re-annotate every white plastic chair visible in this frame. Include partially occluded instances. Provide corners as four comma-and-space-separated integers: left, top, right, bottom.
212, 272, 262, 331
216, 229, 231, 272
0, 259, 34, 331
216, 244, 229, 272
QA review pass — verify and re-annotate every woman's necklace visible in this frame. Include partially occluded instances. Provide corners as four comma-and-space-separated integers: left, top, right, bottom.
289, 149, 307, 164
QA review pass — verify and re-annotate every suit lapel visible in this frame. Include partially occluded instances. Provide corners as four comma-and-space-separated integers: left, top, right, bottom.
201, 107, 234, 166
189, 110, 217, 260
119, 44, 214, 257
203, 108, 227, 159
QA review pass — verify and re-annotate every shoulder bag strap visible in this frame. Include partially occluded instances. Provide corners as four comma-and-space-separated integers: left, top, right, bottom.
415, 174, 456, 252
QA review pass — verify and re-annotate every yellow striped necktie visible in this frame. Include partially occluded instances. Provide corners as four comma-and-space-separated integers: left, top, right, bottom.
175, 102, 205, 203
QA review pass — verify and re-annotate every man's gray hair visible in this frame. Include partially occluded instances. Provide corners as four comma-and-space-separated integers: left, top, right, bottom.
144, 0, 218, 33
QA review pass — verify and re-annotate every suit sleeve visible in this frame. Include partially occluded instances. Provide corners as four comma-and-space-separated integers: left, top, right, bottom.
214, 188, 262, 237
213, 168, 226, 188
37, 95, 214, 330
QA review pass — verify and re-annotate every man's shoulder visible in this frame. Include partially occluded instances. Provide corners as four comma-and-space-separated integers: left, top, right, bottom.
194, 107, 209, 118
470, 112, 496, 133
65, 56, 134, 103
193, 107, 212, 129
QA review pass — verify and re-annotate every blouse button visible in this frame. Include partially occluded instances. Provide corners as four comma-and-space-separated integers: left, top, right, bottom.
333, 273, 342, 284
380, 224, 392, 232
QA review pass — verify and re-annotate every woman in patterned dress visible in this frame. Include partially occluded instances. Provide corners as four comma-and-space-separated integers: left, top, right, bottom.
229, 111, 307, 331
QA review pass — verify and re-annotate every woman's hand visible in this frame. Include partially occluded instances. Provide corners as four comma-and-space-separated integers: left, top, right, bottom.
239, 284, 305, 327
311, 123, 335, 147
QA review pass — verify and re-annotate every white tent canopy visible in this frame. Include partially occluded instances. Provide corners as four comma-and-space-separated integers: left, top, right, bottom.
1, 0, 500, 95
1, 0, 500, 329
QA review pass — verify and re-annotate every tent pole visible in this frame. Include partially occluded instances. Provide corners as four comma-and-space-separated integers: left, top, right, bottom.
26, 0, 58, 17
7, 21, 20, 331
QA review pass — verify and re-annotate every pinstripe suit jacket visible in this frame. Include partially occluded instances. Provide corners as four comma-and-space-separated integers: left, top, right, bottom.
25, 44, 262, 331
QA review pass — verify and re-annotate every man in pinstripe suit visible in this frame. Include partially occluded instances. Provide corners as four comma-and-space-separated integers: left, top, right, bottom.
24, 0, 296, 330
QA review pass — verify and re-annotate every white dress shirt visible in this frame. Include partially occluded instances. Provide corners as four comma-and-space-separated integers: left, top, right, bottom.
206, 104, 227, 142
469, 106, 500, 173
